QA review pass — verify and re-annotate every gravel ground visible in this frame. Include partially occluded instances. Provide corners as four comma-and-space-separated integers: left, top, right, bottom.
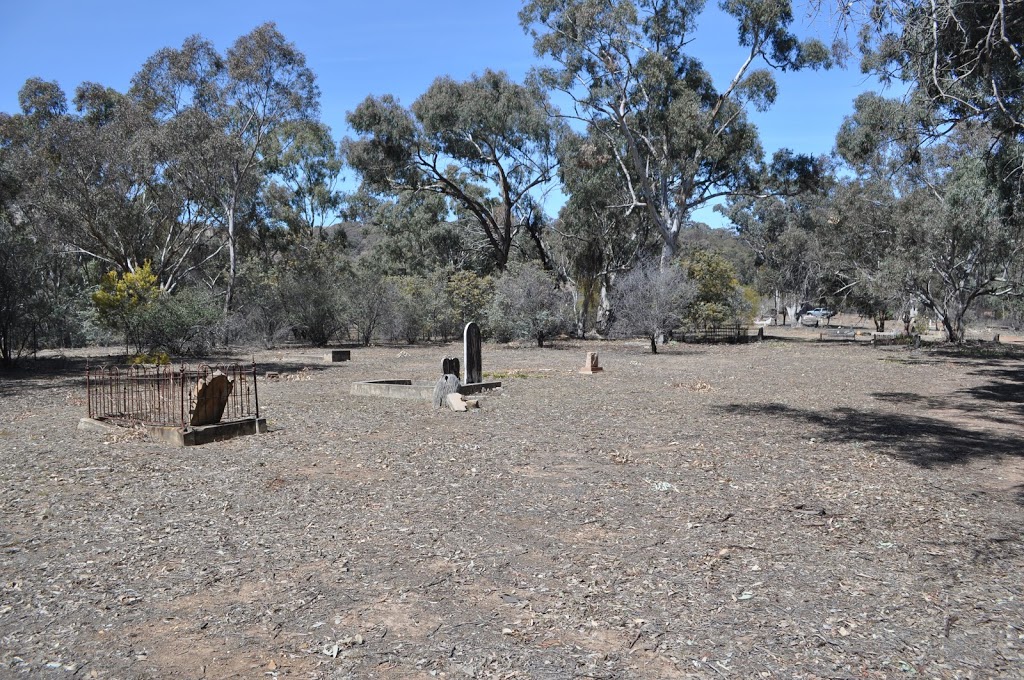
1, 335, 1022, 679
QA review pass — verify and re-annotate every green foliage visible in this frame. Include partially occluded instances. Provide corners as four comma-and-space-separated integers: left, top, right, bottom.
140, 287, 222, 356
684, 250, 751, 327
445, 270, 495, 331
92, 262, 160, 354
129, 351, 170, 366
345, 70, 562, 271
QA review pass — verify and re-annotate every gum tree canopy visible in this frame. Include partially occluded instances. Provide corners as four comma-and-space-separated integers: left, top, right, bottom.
520, 0, 832, 266
345, 70, 563, 272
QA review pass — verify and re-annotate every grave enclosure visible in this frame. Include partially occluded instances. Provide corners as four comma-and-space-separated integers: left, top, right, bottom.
78, 363, 267, 445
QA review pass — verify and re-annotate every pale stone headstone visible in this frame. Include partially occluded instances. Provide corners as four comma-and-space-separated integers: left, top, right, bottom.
579, 351, 603, 374
191, 370, 233, 426
432, 374, 461, 409
464, 322, 482, 384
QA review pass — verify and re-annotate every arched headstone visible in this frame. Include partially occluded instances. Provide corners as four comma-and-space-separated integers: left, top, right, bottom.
464, 322, 482, 384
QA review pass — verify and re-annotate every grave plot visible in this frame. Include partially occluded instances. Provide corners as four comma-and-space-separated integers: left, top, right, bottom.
350, 322, 502, 404
79, 363, 267, 445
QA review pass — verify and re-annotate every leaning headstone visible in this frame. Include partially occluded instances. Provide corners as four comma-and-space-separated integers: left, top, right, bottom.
464, 322, 482, 385
432, 374, 462, 409
579, 352, 603, 374
191, 370, 233, 426
442, 356, 460, 377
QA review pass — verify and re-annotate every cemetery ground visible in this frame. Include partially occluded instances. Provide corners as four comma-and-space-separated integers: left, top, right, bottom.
1, 335, 1023, 679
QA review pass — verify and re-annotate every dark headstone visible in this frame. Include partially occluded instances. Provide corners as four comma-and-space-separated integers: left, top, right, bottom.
442, 356, 460, 377
432, 374, 462, 409
325, 350, 351, 362
191, 371, 233, 426
464, 322, 482, 384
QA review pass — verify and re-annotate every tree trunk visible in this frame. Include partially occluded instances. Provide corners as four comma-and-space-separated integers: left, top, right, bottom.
537, 332, 544, 347
650, 335, 658, 354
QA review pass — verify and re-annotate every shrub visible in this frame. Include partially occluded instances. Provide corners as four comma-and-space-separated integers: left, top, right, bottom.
610, 262, 694, 353
488, 263, 571, 346
140, 287, 221, 356
91, 261, 160, 354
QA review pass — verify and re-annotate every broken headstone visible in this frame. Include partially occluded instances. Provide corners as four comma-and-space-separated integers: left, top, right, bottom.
191, 370, 233, 426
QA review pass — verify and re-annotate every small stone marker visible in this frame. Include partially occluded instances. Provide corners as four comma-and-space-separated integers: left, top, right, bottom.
464, 322, 482, 384
579, 352, 603, 374
191, 370, 233, 426
442, 356, 460, 377
432, 374, 462, 409
324, 350, 351, 363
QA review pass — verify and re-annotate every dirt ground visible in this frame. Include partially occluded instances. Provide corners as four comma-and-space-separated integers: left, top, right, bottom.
1, 332, 1023, 679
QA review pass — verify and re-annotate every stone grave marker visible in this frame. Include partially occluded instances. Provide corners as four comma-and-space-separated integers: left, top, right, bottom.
442, 356, 460, 377
464, 322, 482, 384
579, 352, 603, 374
191, 370, 233, 426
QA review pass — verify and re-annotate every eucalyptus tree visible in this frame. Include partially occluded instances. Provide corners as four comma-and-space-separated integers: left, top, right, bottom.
856, 0, 1024, 144
131, 23, 321, 315
723, 189, 828, 325
263, 119, 344, 240
345, 69, 563, 272
835, 93, 1024, 342
3, 78, 220, 293
553, 128, 659, 335
521, 0, 833, 265
351, 189, 475, 276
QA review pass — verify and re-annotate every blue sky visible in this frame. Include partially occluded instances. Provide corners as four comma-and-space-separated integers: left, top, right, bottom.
0, 0, 881, 226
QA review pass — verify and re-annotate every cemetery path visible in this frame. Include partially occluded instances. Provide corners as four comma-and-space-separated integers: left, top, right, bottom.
1, 339, 1023, 678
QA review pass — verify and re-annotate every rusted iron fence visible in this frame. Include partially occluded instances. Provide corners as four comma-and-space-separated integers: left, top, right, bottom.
86, 364, 260, 428
680, 324, 751, 343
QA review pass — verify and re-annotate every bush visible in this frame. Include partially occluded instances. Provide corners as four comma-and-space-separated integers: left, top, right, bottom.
610, 262, 694, 354
684, 250, 751, 328
386, 276, 431, 344
488, 263, 571, 346
140, 287, 221, 356
445, 270, 495, 333
91, 262, 160, 354
344, 262, 394, 346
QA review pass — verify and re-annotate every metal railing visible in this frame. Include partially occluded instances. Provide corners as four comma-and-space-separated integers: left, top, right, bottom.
86, 363, 260, 428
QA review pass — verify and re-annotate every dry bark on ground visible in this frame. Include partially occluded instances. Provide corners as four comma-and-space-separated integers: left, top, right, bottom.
1, 338, 1022, 679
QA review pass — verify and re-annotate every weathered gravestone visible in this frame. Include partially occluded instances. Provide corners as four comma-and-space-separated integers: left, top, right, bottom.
191, 370, 233, 426
463, 322, 482, 385
432, 374, 462, 409
579, 352, 603, 374
442, 356, 460, 378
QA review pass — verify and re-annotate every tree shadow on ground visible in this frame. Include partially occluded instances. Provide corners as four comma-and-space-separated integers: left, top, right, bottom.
715, 401, 1024, 469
